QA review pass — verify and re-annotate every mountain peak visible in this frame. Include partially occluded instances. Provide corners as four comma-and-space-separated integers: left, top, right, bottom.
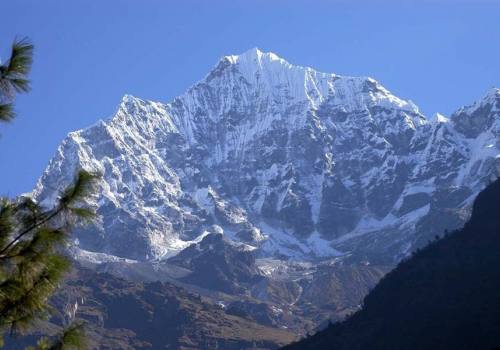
431, 112, 449, 123
214, 49, 417, 114
224, 47, 283, 66
121, 94, 138, 103
485, 87, 500, 101
454, 87, 500, 117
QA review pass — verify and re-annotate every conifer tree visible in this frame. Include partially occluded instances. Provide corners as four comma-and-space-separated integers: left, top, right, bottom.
0, 38, 33, 122
0, 38, 97, 349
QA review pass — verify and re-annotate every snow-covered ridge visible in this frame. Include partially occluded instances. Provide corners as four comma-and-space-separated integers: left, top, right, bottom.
455, 87, 500, 116
33, 48, 500, 263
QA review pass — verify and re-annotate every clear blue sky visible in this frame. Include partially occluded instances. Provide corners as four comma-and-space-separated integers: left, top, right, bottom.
1, 0, 499, 196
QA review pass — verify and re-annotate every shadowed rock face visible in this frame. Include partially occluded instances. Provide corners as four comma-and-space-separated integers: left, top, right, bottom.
167, 232, 263, 294
33, 48, 499, 264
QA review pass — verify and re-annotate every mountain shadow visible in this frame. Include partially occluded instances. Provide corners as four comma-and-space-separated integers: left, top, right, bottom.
282, 179, 500, 350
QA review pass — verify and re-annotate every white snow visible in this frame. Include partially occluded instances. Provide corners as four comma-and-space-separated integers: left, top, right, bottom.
32, 47, 499, 264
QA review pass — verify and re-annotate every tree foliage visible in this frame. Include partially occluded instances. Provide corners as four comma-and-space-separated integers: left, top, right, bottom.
0, 38, 33, 122
0, 38, 98, 349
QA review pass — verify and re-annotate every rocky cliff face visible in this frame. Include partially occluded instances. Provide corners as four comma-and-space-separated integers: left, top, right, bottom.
33, 48, 500, 264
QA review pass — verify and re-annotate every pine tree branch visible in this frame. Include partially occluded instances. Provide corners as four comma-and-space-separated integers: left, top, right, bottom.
0, 170, 98, 257
0, 256, 68, 327
0, 38, 33, 94
0, 103, 15, 122
0, 209, 61, 257
47, 323, 87, 350
0, 38, 33, 125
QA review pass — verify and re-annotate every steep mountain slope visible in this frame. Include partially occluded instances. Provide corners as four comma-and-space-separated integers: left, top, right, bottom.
32, 48, 500, 264
76, 240, 389, 335
282, 179, 500, 350
5, 267, 295, 350
167, 231, 263, 294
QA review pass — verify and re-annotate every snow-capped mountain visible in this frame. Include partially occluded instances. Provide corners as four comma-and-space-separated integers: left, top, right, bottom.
33, 48, 500, 263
